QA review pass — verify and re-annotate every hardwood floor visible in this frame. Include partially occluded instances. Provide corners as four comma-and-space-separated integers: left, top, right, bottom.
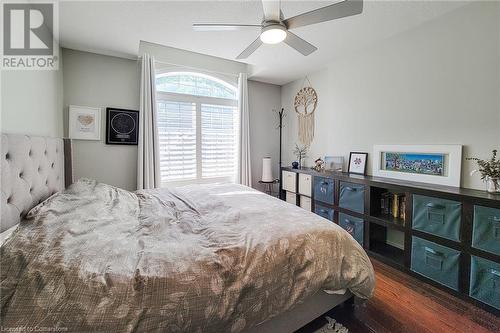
297, 258, 500, 333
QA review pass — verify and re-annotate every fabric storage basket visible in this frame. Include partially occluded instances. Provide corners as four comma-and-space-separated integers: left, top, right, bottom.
339, 213, 364, 246
469, 256, 500, 310
282, 171, 296, 192
313, 176, 334, 205
300, 196, 312, 211
339, 182, 365, 214
286, 192, 297, 205
314, 203, 334, 221
472, 205, 500, 256
412, 195, 462, 241
298, 173, 312, 197
411, 236, 460, 291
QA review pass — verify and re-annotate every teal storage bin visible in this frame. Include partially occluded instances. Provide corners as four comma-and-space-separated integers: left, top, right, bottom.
470, 256, 500, 310
411, 236, 460, 291
339, 213, 364, 246
339, 182, 365, 214
314, 176, 335, 204
472, 206, 500, 256
412, 195, 461, 241
314, 203, 334, 221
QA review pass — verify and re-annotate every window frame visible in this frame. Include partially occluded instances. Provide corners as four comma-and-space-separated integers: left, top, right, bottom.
156, 71, 238, 100
156, 72, 239, 187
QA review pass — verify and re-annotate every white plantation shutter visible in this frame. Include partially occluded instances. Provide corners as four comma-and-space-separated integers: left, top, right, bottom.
201, 104, 238, 179
156, 72, 238, 186
157, 100, 197, 183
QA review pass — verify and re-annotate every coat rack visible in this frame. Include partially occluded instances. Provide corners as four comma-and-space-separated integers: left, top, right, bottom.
275, 108, 286, 199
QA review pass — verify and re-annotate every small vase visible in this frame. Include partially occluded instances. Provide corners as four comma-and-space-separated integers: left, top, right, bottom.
485, 177, 500, 193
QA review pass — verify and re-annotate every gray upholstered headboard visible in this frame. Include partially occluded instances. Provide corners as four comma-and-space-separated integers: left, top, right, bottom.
1, 134, 73, 232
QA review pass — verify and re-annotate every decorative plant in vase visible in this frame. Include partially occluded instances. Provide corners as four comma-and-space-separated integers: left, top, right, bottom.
293, 144, 309, 168
466, 149, 500, 193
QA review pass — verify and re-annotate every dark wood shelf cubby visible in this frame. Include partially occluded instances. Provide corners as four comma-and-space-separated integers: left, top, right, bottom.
369, 213, 406, 231
369, 185, 409, 227
369, 222, 405, 266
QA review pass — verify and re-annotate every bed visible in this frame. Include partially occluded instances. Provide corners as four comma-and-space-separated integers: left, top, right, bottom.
0, 133, 375, 333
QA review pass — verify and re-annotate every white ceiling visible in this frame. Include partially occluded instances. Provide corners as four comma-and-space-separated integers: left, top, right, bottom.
59, 0, 470, 85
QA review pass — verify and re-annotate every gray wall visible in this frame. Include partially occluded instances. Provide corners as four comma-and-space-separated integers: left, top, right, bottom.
281, 1, 500, 191
248, 80, 282, 189
62, 48, 140, 191
62, 48, 282, 191
1, 64, 64, 137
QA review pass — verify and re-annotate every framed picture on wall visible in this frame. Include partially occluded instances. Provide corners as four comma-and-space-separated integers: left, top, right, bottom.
348, 152, 368, 175
68, 105, 101, 140
106, 108, 139, 145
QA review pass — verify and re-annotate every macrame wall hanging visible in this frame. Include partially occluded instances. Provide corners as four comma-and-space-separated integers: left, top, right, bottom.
294, 76, 317, 146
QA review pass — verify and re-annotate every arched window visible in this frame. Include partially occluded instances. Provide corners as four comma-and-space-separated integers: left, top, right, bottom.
157, 72, 237, 100
156, 72, 239, 185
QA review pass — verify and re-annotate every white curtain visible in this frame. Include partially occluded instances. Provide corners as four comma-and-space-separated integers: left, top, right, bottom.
238, 73, 252, 187
137, 54, 160, 189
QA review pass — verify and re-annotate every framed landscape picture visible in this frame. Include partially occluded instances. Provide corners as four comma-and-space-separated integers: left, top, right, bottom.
372, 145, 462, 187
383, 152, 445, 176
106, 108, 139, 145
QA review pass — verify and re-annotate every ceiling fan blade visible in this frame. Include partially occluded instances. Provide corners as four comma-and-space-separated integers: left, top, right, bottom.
236, 37, 263, 59
193, 24, 261, 31
261, 0, 281, 21
284, 0, 363, 30
283, 32, 317, 56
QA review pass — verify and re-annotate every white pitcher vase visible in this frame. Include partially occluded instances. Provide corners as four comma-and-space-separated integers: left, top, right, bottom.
486, 177, 500, 193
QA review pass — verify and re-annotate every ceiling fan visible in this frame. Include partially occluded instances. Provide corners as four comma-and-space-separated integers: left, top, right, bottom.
193, 0, 363, 59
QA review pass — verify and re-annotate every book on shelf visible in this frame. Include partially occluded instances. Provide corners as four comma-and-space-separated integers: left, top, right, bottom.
399, 196, 406, 223
379, 192, 406, 225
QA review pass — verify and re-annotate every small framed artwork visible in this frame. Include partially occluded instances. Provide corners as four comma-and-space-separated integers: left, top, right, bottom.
106, 108, 139, 145
325, 156, 344, 171
69, 105, 101, 140
348, 152, 368, 175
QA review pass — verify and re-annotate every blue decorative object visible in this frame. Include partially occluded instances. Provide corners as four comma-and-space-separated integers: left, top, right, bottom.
292, 161, 299, 169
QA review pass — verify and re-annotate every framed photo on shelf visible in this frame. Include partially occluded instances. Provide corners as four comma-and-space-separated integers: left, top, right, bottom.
106, 108, 139, 145
68, 105, 101, 140
325, 156, 344, 171
372, 144, 462, 187
348, 152, 368, 175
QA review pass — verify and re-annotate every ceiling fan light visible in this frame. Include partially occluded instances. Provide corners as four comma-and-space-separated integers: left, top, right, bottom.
260, 25, 287, 44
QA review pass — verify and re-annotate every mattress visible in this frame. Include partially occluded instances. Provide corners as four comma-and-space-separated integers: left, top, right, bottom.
0, 179, 375, 332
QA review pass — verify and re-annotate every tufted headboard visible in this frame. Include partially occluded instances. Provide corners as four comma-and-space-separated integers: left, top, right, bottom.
1, 134, 73, 232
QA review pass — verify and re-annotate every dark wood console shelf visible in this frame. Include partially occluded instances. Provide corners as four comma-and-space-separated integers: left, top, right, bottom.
280, 166, 500, 315
282, 167, 500, 206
